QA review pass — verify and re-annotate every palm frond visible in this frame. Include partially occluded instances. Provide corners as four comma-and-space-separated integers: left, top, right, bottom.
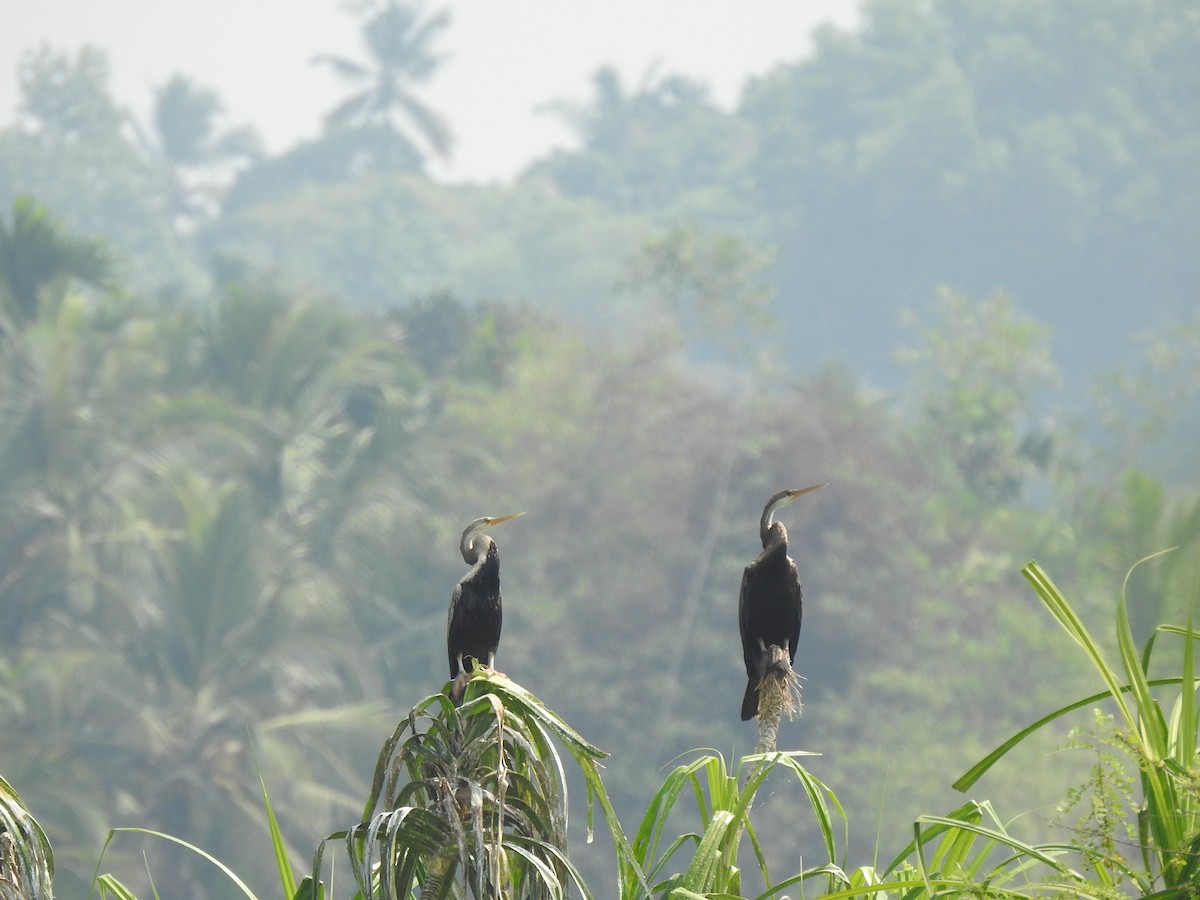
312, 668, 640, 898
0, 775, 54, 900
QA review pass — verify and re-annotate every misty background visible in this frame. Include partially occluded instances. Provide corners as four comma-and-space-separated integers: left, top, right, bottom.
1, 0, 1198, 896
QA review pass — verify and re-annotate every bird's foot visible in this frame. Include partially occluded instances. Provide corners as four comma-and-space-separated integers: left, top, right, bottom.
764, 643, 791, 679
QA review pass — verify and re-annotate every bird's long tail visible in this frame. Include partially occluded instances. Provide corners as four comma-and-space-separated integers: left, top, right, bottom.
740, 678, 759, 721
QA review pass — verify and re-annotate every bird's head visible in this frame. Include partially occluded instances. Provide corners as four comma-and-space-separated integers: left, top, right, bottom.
760, 484, 825, 546
460, 511, 525, 563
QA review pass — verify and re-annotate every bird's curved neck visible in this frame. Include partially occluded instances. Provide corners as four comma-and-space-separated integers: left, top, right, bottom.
760, 520, 788, 551
462, 534, 495, 567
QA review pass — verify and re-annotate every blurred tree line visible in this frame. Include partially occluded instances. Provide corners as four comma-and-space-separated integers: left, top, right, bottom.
3, 1, 1196, 391
0, 0, 1198, 895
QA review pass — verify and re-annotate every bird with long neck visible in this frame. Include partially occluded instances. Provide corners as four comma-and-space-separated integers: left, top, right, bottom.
739, 484, 825, 721
447, 512, 524, 680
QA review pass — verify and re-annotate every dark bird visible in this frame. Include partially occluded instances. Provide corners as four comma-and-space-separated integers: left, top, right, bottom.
447, 512, 524, 680
739, 484, 825, 721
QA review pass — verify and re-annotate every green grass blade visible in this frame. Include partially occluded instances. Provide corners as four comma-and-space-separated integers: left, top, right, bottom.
679, 809, 736, 891
953, 677, 1184, 791
1116, 556, 1189, 867
290, 876, 323, 900
631, 765, 696, 882
92, 873, 140, 899
882, 800, 979, 873
100, 828, 260, 900
749, 752, 842, 869
956, 560, 1191, 793
256, 765, 297, 899
1023, 561, 1135, 728
1116, 561, 1169, 760
1176, 614, 1197, 787
914, 815, 1076, 874
474, 669, 608, 759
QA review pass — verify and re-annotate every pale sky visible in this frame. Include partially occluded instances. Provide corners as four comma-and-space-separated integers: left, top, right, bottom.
1, 0, 860, 183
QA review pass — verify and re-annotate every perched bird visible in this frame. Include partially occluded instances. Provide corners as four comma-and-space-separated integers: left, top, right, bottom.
739, 485, 825, 721
447, 512, 524, 680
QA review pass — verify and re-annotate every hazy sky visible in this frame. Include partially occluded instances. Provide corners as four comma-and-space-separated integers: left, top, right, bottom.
1, 0, 860, 183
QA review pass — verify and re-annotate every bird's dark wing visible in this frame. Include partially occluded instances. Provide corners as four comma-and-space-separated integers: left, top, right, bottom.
786, 556, 802, 665
738, 565, 759, 676
739, 563, 764, 720
447, 581, 464, 678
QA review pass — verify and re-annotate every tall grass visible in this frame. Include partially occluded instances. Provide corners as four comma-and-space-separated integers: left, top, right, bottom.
955, 557, 1200, 895
618, 749, 840, 898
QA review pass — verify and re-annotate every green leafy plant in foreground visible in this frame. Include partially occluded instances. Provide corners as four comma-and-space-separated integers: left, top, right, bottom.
73, 557, 1200, 898
626, 754, 1103, 900
620, 749, 841, 898
956, 556, 1200, 896
0, 773, 54, 899
310, 668, 643, 899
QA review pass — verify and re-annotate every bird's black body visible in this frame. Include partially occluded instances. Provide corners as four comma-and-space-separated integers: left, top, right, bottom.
739, 486, 823, 721
447, 541, 502, 679
446, 513, 522, 680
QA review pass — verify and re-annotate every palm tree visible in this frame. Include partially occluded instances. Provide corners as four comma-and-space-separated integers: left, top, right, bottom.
0, 196, 111, 327
314, 0, 454, 170
150, 75, 259, 169
0, 270, 427, 894
143, 74, 261, 223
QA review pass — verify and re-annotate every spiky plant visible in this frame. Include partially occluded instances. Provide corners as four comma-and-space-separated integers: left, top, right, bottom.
318, 667, 643, 899
0, 775, 53, 899
621, 750, 842, 898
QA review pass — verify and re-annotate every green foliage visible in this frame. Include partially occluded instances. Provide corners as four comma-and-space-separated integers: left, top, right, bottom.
532, 66, 756, 213
94, 828, 261, 900
956, 558, 1200, 895
208, 174, 650, 325
149, 75, 260, 170
622, 750, 840, 898
142, 74, 261, 226
0, 195, 112, 326
19, 551, 1200, 899
838, 799, 1098, 899
619, 224, 779, 367
0, 47, 198, 293
734, 0, 1200, 380
1093, 312, 1200, 485
0, 774, 54, 899
310, 669, 638, 899
1052, 710, 1140, 887
896, 288, 1060, 510
0, 270, 429, 894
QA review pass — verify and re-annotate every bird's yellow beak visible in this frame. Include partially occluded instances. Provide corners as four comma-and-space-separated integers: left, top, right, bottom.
788, 484, 827, 499
486, 511, 526, 527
